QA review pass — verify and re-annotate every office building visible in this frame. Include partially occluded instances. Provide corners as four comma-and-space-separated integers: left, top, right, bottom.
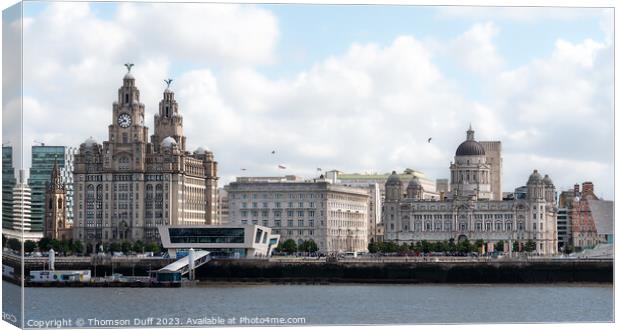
226, 176, 369, 253
72, 67, 219, 252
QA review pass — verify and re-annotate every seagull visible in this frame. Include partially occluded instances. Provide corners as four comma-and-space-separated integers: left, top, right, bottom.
240, 168, 247, 171
278, 165, 286, 169
427, 137, 432, 143
271, 150, 276, 154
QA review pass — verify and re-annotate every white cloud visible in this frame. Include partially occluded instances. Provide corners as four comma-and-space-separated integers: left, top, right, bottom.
12, 3, 614, 199
447, 22, 503, 74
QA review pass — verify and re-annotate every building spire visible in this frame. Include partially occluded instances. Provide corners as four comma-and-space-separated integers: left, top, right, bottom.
50, 156, 63, 191
466, 124, 475, 141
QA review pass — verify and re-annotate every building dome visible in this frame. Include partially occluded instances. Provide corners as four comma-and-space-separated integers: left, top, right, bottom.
161, 136, 177, 148
386, 171, 401, 185
194, 146, 210, 154
527, 169, 543, 184
123, 72, 134, 80
543, 174, 554, 186
455, 125, 485, 156
407, 176, 422, 188
455, 140, 485, 156
83, 136, 98, 147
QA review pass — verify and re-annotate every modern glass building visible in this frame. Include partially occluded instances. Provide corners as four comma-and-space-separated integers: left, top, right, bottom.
28, 145, 66, 232
2, 146, 16, 229
158, 224, 280, 258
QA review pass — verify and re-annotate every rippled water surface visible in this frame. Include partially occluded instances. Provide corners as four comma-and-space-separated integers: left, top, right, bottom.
2, 281, 613, 327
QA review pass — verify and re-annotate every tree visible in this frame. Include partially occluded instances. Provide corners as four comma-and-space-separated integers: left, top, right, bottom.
121, 241, 132, 253
368, 242, 378, 253
38, 237, 52, 251
109, 242, 122, 253
50, 239, 61, 251
524, 240, 537, 253
302, 240, 318, 253
512, 241, 520, 252
495, 240, 505, 253
145, 242, 161, 254
420, 240, 431, 253
132, 240, 145, 253
24, 240, 37, 253
7, 238, 21, 252
278, 239, 297, 254
457, 239, 472, 253
447, 238, 457, 253
474, 239, 485, 253
73, 240, 84, 254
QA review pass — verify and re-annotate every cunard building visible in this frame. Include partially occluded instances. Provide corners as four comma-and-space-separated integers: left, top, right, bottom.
384, 126, 558, 255
73, 66, 218, 250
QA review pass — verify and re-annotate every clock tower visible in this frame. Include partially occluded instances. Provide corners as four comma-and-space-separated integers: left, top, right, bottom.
151, 79, 186, 152
103, 64, 149, 172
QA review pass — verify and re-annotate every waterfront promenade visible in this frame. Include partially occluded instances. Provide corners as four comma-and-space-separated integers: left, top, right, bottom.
3, 252, 612, 285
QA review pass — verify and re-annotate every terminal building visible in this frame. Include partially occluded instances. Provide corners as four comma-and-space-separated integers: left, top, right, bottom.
157, 224, 279, 258
384, 126, 558, 255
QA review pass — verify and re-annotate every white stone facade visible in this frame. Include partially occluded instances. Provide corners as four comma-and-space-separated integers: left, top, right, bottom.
72, 69, 218, 250
384, 127, 558, 255
226, 177, 369, 253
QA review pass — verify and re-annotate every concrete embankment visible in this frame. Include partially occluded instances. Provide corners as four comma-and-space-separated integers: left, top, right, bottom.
4, 255, 613, 284
196, 259, 613, 284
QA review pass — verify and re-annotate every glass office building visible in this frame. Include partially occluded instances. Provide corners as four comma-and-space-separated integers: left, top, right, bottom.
28, 146, 66, 232
2, 146, 16, 229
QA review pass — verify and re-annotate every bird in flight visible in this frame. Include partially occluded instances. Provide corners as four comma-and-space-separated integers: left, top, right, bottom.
427, 137, 432, 143
278, 165, 286, 169
240, 168, 247, 171
271, 150, 276, 154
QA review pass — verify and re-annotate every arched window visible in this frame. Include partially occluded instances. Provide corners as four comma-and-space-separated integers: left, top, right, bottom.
57, 197, 63, 209
125, 93, 129, 103
49, 198, 53, 210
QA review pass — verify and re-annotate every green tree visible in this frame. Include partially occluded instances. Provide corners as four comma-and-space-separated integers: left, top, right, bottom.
132, 240, 145, 253
448, 238, 457, 252
109, 242, 122, 253
7, 238, 21, 252
495, 240, 505, 253
303, 240, 318, 253
145, 242, 161, 254
368, 242, 378, 253
59, 240, 71, 255
24, 240, 37, 253
278, 239, 297, 254
457, 239, 472, 253
512, 241, 520, 252
50, 239, 61, 251
38, 237, 52, 251
524, 239, 537, 252
121, 240, 132, 253
474, 239, 485, 253
73, 240, 84, 254
420, 240, 431, 253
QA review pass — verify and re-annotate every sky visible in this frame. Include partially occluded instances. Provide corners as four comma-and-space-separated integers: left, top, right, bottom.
1, 1, 614, 199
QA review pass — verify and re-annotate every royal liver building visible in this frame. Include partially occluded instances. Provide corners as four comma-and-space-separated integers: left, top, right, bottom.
73, 66, 218, 250
384, 126, 558, 255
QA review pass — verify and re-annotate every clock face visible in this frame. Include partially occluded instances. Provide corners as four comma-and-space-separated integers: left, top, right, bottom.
118, 113, 132, 128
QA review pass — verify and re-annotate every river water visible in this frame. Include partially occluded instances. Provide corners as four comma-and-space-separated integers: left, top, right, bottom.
2, 281, 613, 327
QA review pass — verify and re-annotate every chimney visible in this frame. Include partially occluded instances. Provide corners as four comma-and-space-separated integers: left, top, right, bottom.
582, 182, 594, 195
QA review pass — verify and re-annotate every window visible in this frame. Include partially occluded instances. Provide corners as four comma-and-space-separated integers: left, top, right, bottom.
298, 220, 304, 227
288, 220, 293, 227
